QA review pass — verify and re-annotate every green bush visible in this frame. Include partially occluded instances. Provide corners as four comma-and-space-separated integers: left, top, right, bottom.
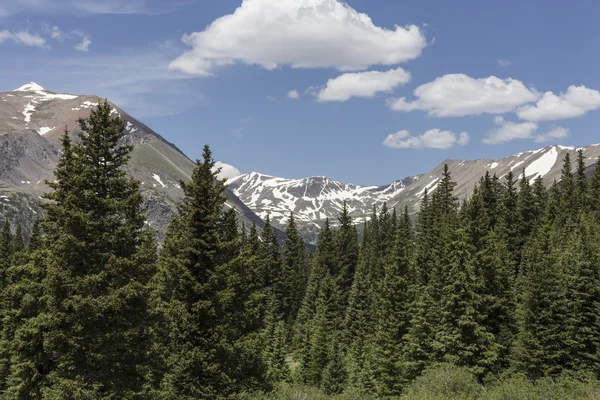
400, 364, 482, 400
254, 368, 600, 400
480, 372, 600, 400
252, 383, 376, 400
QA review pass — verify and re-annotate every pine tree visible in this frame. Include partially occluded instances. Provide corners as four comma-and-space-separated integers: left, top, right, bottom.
27, 220, 43, 253
297, 220, 342, 388
34, 102, 157, 399
516, 173, 536, 265
500, 171, 521, 267
562, 213, 600, 374
575, 149, 589, 211
0, 222, 12, 272
281, 213, 305, 322
344, 220, 377, 392
334, 202, 359, 308
589, 162, 600, 212
558, 152, 577, 224
480, 171, 501, 229
433, 228, 498, 378
513, 220, 570, 378
153, 145, 266, 399
370, 207, 413, 396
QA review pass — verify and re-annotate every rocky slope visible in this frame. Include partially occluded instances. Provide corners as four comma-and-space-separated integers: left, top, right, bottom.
0, 82, 276, 240
229, 144, 600, 243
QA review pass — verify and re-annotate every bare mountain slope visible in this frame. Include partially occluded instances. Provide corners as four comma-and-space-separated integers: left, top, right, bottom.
0, 82, 275, 239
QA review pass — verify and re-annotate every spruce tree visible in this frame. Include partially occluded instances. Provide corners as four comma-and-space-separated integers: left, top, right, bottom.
562, 213, 600, 374
433, 228, 498, 378
281, 213, 305, 322
297, 220, 341, 388
0, 222, 12, 272
344, 220, 377, 392
153, 145, 255, 399
589, 162, 600, 212
36, 101, 157, 399
500, 171, 520, 267
334, 202, 359, 308
575, 149, 589, 210
513, 220, 570, 378
370, 207, 413, 396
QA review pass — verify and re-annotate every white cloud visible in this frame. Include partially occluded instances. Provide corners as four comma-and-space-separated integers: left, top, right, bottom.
534, 126, 570, 143
213, 161, 241, 180
74, 35, 92, 52
482, 116, 538, 144
287, 89, 299, 100
384, 129, 469, 149
169, 0, 426, 76
266, 95, 276, 101
42, 23, 65, 41
497, 59, 512, 67
0, 30, 47, 48
315, 67, 411, 102
387, 74, 539, 117
51, 26, 64, 40
517, 85, 600, 121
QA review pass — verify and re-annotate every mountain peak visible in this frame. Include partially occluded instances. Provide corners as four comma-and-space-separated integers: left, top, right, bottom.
14, 82, 45, 92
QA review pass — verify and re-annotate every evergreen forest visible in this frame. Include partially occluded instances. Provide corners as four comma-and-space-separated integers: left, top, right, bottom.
3, 101, 600, 399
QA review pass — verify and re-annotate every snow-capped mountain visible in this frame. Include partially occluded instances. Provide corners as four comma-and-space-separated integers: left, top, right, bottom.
229, 144, 600, 243
227, 173, 418, 240
0, 83, 275, 239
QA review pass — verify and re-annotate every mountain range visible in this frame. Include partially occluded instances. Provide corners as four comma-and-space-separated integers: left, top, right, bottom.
0, 83, 275, 239
2, 82, 599, 244
228, 144, 600, 242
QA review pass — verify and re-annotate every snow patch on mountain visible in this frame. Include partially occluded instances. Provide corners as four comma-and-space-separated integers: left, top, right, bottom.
23, 102, 35, 123
152, 173, 167, 188
14, 82, 45, 92
524, 146, 558, 179
38, 127, 55, 136
72, 101, 99, 111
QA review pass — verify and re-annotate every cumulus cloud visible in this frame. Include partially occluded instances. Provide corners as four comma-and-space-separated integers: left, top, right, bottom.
482, 116, 538, 144
534, 126, 570, 143
74, 34, 92, 52
315, 67, 411, 102
387, 74, 539, 117
169, 0, 426, 76
517, 85, 600, 121
384, 129, 469, 149
0, 30, 47, 48
287, 89, 299, 100
213, 161, 241, 180
497, 59, 512, 67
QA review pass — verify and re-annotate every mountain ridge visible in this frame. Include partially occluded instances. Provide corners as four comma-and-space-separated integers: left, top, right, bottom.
228, 144, 600, 243
0, 82, 280, 240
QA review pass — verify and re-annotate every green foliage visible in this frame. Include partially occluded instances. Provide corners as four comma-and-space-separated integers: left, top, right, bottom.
29, 101, 157, 399
153, 145, 267, 399
401, 364, 481, 400
3, 122, 600, 400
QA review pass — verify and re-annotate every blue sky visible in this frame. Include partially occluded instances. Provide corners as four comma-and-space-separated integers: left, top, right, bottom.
1, 0, 599, 185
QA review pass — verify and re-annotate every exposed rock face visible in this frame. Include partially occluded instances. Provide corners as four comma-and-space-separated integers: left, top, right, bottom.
229, 145, 600, 243
0, 83, 279, 240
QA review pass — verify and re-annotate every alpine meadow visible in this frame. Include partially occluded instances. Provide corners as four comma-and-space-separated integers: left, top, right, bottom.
2, 0, 600, 399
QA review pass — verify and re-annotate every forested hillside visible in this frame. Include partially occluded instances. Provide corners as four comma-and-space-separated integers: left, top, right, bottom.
2, 102, 600, 399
